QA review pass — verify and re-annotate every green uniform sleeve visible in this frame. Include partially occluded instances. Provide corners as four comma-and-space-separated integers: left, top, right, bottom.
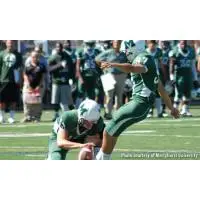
94, 48, 101, 56
48, 55, 56, 65
190, 47, 196, 60
157, 48, 163, 59
143, 56, 155, 72
57, 114, 68, 130
134, 54, 156, 73
75, 48, 83, 60
168, 48, 177, 58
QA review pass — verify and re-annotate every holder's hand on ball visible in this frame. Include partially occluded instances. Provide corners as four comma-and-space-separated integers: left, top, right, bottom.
170, 108, 180, 119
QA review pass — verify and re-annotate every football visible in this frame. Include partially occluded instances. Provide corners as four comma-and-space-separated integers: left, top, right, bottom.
78, 147, 94, 160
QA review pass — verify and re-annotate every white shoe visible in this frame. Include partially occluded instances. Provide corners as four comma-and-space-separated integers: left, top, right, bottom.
180, 110, 192, 117
186, 111, 192, 117
0, 116, 5, 124
162, 112, 169, 117
147, 113, 153, 118
8, 117, 15, 124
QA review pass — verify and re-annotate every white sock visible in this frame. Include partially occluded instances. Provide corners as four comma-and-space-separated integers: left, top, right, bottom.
182, 104, 188, 113
173, 102, 179, 109
0, 110, 5, 119
60, 104, 69, 112
10, 110, 15, 119
96, 149, 111, 160
155, 98, 162, 115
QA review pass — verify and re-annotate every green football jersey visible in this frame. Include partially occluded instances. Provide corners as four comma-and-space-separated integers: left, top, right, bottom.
161, 49, 171, 80
48, 51, 72, 85
131, 52, 159, 97
0, 50, 20, 83
49, 110, 105, 141
76, 47, 101, 77
146, 47, 162, 74
169, 46, 195, 77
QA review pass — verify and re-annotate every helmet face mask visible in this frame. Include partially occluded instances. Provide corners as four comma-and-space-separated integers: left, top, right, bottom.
78, 118, 96, 130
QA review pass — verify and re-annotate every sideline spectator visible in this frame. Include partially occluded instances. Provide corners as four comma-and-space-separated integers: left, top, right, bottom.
22, 51, 46, 122
63, 40, 77, 103
48, 42, 74, 122
146, 40, 163, 118
169, 40, 196, 116
25, 44, 49, 98
75, 40, 101, 106
96, 40, 127, 120
0, 40, 22, 123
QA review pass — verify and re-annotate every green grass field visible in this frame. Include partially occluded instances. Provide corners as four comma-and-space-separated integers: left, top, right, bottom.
0, 106, 200, 160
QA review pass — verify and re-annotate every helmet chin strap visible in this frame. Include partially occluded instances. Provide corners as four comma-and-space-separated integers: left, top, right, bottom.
77, 118, 91, 135
76, 120, 96, 141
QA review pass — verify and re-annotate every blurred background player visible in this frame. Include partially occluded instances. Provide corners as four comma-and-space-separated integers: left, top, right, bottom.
120, 40, 136, 61
95, 40, 127, 120
48, 42, 74, 121
63, 40, 78, 106
97, 40, 112, 52
95, 40, 112, 108
0, 40, 22, 124
169, 40, 197, 117
120, 40, 136, 104
75, 40, 101, 106
47, 99, 105, 160
146, 40, 166, 118
159, 40, 172, 116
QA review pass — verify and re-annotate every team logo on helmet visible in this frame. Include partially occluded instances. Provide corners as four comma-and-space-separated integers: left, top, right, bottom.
4, 53, 16, 68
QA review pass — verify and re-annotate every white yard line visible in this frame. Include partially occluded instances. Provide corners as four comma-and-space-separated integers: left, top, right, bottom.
0, 133, 49, 137
0, 130, 200, 139
122, 133, 200, 138
0, 117, 199, 128
145, 118, 200, 122
0, 123, 53, 127
0, 130, 155, 137
123, 130, 155, 133
0, 146, 46, 149
25, 154, 45, 157
0, 123, 198, 129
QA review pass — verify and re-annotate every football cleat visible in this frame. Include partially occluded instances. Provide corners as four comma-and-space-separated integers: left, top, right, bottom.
8, 117, 15, 124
